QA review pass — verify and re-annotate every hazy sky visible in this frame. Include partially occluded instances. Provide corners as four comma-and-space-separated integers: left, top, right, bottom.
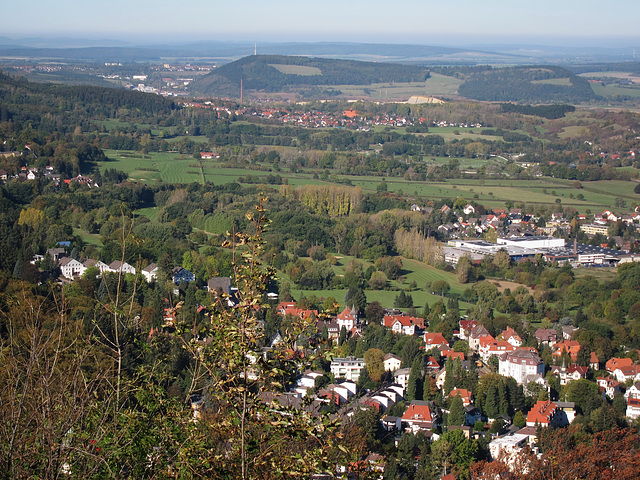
5, 0, 640, 46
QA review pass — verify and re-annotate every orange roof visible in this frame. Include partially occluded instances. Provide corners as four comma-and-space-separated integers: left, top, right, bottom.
424, 332, 448, 346
526, 400, 557, 426
606, 357, 634, 372
442, 350, 465, 360
343, 109, 358, 118
553, 341, 581, 359
402, 403, 434, 422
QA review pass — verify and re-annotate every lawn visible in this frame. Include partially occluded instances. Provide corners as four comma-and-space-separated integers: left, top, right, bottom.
285, 254, 474, 313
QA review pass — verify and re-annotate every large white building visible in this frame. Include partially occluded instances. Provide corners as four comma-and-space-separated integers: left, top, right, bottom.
499, 350, 545, 385
330, 356, 366, 382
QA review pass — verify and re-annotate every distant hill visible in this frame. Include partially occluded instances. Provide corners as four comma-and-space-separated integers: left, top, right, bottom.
457, 65, 597, 103
189, 55, 430, 97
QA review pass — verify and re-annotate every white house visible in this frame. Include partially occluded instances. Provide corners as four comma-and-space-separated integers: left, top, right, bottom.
383, 353, 402, 372
499, 350, 545, 385
142, 263, 158, 282
59, 257, 84, 279
107, 260, 136, 275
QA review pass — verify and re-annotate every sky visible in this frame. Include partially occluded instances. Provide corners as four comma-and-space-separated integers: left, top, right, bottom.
5, 0, 640, 47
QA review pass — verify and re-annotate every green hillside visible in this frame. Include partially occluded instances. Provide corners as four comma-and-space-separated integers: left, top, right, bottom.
190, 54, 430, 96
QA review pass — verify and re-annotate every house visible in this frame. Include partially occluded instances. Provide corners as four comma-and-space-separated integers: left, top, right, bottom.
141, 263, 158, 282
330, 357, 365, 382
383, 315, 421, 336
488, 433, 532, 463
597, 377, 622, 399
424, 332, 449, 351
337, 306, 359, 331
463, 204, 476, 215
627, 398, 640, 420
499, 349, 545, 385
561, 326, 579, 340
612, 365, 640, 383
478, 338, 515, 361
625, 382, 640, 400
207, 276, 232, 295
172, 267, 195, 284
500, 326, 522, 347
606, 357, 634, 373
394, 368, 411, 391
549, 364, 588, 386
590, 352, 601, 371
552, 341, 581, 361
401, 401, 438, 433
465, 405, 483, 426
107, 260, 136, 275
82, 258, 109, 274
59, 257, 84, 278
526, 400, 573, 427
316, 319, 340, 341
448, 388, 472, 406
383, 353, 402, 372
534, 329, 558, 346
47, 247, 67, 262
458, 319, 478, 340
468, 325, 493, 352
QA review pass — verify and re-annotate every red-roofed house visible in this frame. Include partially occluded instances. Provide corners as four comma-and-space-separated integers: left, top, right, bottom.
478, 338, 514, 361
383, 315, 421, 336
550, 364, 588, 386
526, 401, 558, 427
401, 401, 438, 433
424, 332, 449, 350
552, 341, 581, 361
613, 364, 640, 383
337, 306, 358, 331
441, 350, 466, 361
458, 319, 478, 340
590, 352, 601, 371
597, 377, 622, 399
606, 357, 634, 373
469, 325, 493, 352
500, 326, 522, 347
448, 388, 473, 406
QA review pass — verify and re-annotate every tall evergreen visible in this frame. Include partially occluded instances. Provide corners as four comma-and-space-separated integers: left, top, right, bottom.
407, 356, 424, 401
449, 393, 466, 426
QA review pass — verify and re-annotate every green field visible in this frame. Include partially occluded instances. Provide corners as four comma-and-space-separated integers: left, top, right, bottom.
531, 78, 572, 86
591, 83, 640, 98
101, 149, 640, 211
269, 64, 322, 76
285, 254, 473, 312
326, 73, 461, 100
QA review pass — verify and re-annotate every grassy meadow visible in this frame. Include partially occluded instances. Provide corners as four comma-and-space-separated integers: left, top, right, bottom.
100, 149, 640, 212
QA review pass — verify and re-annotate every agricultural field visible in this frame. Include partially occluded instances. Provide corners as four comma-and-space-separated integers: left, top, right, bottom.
269, 64, 322, 76
591, 82, 640, 98
101, 149, 640, 212
325, 72, 461, 101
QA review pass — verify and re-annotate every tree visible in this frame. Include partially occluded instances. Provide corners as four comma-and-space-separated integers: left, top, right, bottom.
364, 348, 385, 383
430, 429, 478, 479
368, 270, 388, 290
407, 356, 424, 401
365, 301, 384, 324
449, 393, 466, 426
456, 256, 473, 284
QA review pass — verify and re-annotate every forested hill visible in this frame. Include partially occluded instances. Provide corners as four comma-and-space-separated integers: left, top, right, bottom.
190, 55, 430, 96
0, 71, 177, 130
458, 65, 597, 103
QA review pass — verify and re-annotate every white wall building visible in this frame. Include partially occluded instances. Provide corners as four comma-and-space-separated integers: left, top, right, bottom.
499, 350, 545, 385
